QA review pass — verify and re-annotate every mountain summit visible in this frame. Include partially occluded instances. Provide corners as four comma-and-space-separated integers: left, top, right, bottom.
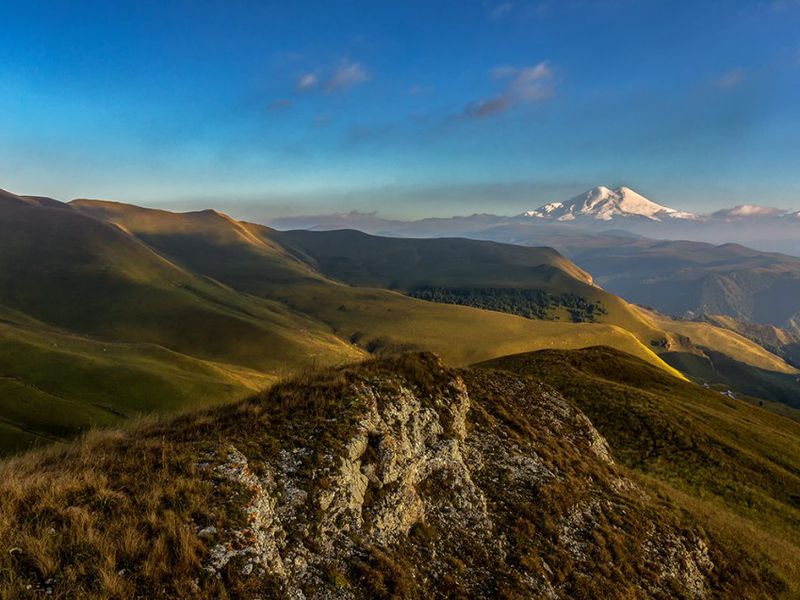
524, 186, 698, 222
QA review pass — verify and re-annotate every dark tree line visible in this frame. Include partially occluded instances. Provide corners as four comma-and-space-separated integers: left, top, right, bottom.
408, 286, 607, 323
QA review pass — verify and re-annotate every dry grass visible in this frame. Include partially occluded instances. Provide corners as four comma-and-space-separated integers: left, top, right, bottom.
0, 351, 793, 598
477, 346, 800, 596
0, 354, 455, 598
0, 429, 221, 598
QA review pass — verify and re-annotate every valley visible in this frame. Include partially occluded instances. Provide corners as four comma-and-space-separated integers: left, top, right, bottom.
3, 186, 800, 453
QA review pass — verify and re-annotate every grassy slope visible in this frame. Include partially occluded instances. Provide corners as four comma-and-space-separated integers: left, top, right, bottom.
78, 199, 800, 388
0, 193, 364, 454
647, 313, 799, 374
73, 200, 682, 374
477, 346, 800, 595
283, 279, 683, 370
628, 306, 800, 405
700, 314, 800, 367
269, 227, 800, 388
272, 228, 597, 285
6, 194, 795, 457
0, 307, 276, 455
0, 192, 359, 373
269, 228, 670, 346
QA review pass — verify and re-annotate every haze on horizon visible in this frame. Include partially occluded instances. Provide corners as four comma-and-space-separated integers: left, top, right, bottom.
1, 0, 799, 219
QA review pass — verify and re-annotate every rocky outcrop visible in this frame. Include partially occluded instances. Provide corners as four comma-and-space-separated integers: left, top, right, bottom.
197, 354, 714, 599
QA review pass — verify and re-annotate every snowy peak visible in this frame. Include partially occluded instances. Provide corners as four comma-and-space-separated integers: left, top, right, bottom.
524, 186, 698, 222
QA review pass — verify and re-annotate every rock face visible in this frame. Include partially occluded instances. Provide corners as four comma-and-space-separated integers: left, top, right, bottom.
197, 354, 714, 599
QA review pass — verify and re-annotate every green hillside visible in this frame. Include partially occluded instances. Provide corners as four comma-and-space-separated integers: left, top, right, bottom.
0, 306, 274, 455
0, 192, 358, 372
0, 192, 689, 458
699, 314, 800, 367
72, 199, 800, 396
3, 192, 798, 461
477, 346, 800, 594
72, 199, 682, 372
269, 228, 669, 345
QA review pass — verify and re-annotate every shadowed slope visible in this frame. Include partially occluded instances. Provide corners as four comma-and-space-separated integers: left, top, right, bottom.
0, 191, 360, 371
267, 228, 669, 344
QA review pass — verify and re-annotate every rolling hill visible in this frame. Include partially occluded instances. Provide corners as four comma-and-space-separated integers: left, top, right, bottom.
0, 190, 358, 372
698, 314, 800, 367
0, 352, 787, 598
0, 306, 271, 455
2, 188, 799, 456
71, 201, 682, 353
70, 198, 679, 369
270, 193, 800, 333
0, 189, 692, 454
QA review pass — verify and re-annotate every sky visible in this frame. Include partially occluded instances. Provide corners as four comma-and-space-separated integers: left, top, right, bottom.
1, 0, 799, 219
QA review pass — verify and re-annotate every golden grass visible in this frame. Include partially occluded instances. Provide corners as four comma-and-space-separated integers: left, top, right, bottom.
642, 307, 799, 374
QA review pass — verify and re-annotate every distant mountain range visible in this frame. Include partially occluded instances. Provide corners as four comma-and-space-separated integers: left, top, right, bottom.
269, 186, 800, 345
270, 185, 800, 255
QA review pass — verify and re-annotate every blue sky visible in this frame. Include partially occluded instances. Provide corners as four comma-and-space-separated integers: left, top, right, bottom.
1, 0, 799, 218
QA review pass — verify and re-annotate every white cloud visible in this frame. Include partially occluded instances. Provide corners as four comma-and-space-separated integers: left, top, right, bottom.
465, 61, 555, 118
326, 60, 370, 91
712, 204, 786, 218
504, 63, 554, 100
296, 72, 319, 92
294, 60, 370, 95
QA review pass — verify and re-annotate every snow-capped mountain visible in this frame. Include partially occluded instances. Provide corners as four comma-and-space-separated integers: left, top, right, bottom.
523, 186, 698, 222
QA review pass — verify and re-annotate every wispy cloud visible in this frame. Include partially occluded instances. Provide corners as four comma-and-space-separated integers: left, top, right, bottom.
295, 72, 319, 92
326, 59, 370, 91
464, 62, 555, 118
295, 59, 370, 94
714, 68, 746, 89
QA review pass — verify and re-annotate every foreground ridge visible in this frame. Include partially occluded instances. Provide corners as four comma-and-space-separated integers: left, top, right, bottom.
0, 353, 727, 598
